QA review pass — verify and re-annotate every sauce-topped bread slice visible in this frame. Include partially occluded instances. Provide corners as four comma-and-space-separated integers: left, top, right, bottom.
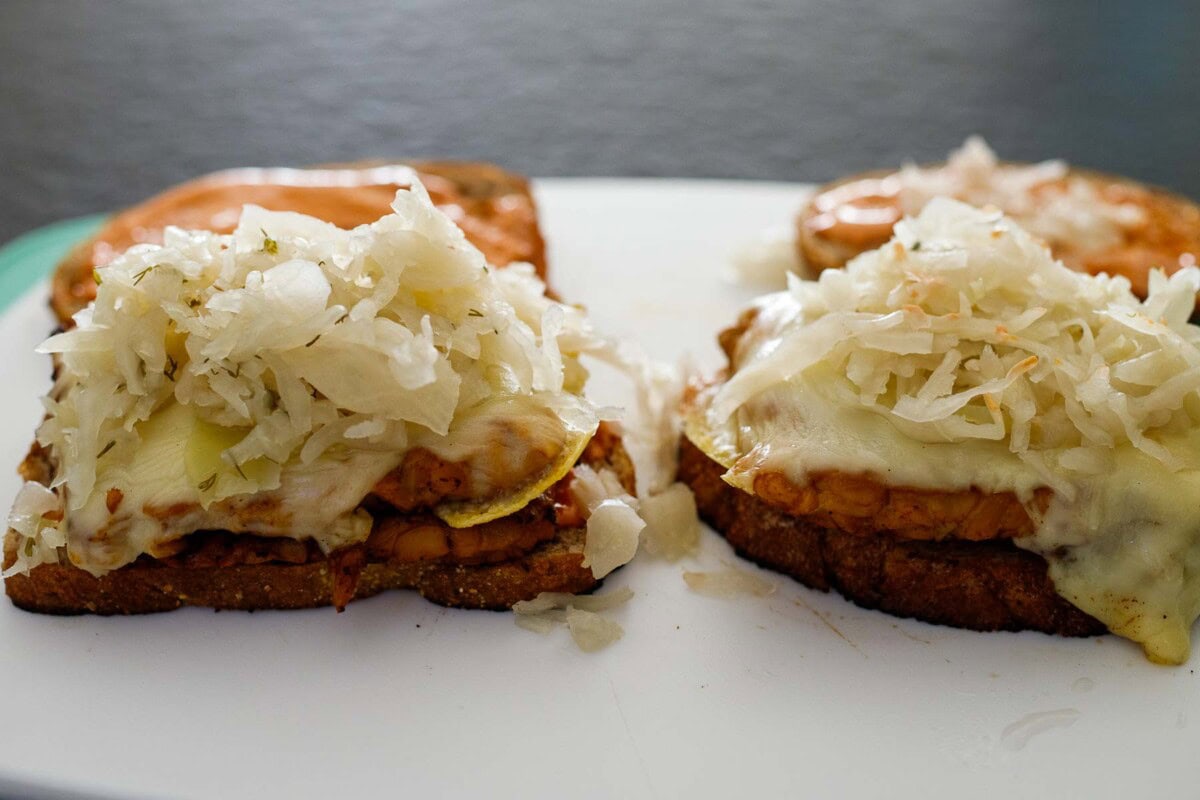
51, 161, 546, 326
797, 138, 1200, 299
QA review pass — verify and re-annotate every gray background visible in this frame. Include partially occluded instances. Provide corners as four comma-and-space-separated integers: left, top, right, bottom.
1, 0, 1199, 245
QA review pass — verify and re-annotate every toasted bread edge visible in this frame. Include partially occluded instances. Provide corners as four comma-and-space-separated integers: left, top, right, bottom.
678, 436, 1105, 638
3, 527, 597, 615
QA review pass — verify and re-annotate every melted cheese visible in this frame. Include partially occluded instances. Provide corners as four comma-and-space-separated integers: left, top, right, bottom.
70, 401, 400, 573
413, 393, 596, 503
62, 389, 601, 573
694, 371, 1044, 500
1028, 445, 1200, 664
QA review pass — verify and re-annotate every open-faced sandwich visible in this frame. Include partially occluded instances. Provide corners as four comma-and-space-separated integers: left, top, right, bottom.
51, 161, 545, 326
682, 197, 1200, 664
797, 137, 1200, 298
4, 172, 644, 615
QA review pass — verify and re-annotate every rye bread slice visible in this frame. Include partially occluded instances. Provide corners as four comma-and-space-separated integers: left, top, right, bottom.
3, 527, 595, 615
678, 436, 1105, 637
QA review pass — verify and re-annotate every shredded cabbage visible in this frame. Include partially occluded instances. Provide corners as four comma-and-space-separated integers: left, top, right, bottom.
10, 177, 632, 575
713, 198, 1200, 494
730, 223, 802, 289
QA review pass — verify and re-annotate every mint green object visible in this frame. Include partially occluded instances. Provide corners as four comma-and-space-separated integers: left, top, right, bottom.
0, 215, 108, 314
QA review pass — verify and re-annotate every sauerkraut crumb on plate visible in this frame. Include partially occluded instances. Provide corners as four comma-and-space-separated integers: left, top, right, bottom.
683, 566, 776, 599
513, 586, 635, 651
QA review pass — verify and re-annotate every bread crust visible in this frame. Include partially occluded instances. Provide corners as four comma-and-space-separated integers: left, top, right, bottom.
3, 527, 595, 615
678, 437, 1105, 637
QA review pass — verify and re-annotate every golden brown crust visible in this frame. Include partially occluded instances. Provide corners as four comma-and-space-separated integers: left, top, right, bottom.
797, 166, 1200, 299
678, 436, 1104, 637
3, 527, 595, 614
50, 160, 547, 327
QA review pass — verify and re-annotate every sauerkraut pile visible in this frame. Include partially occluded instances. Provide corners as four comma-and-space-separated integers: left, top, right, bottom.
702, 197, 1200, 662
7, 176, 650, 578
713, 197, 1200, 497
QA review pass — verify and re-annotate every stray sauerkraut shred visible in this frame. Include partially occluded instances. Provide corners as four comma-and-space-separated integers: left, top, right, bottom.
697, 198, 1200, 663
640, 482, 700, 561
683, 566, 775, 599
513, 586, 634, 651
5, 177, 662, 586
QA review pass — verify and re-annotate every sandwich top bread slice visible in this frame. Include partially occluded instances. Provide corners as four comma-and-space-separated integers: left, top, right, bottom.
5, 173, 645, 615
683, 197, 1200, 664
797, 137, 1200, 299
51, 161, 545, 327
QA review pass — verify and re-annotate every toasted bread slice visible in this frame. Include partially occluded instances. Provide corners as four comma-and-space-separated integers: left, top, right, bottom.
688, 307, 1103, 637
50, 160, 546, 326
678, 437, 1104, 637
8, 161, 635, 617
798, 166, 1200, 299
2, 528, 595, 614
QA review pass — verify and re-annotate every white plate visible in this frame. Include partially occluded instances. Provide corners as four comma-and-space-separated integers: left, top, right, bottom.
0, 179, 1195, 800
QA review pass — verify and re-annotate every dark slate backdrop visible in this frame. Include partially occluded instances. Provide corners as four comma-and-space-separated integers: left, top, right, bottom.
2, 0, 1199, 245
